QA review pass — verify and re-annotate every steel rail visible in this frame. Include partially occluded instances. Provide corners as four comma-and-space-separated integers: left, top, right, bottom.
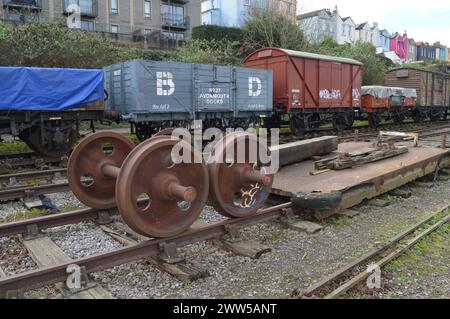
0, 202, 292, 294
325, 213, 450, 299
0, 207, 120, 238
300, 205, 450, 298
0, 182, 71, 202
0, 169, 67, 185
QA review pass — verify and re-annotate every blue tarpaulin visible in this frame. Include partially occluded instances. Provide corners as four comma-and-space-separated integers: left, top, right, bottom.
0, 66, 104, 111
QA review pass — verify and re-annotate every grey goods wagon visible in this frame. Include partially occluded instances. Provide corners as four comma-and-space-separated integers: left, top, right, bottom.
385, 68, 450, 121
104, 60, 273, 140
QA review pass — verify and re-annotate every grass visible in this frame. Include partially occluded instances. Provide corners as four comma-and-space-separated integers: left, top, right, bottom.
4, 208, 50, 223
328, 216, 352, 229
385, 224, 449, 283
384, 209, 449, 284
382, 195, 396, 207
0, 140, 31, 155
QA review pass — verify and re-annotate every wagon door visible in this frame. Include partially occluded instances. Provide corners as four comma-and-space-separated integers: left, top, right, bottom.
194, 64, 234, 117
331, 62, 342, 108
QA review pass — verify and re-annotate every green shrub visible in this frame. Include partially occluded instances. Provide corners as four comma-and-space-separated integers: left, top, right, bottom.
192, 25, 244, 43
142, 49, 177, 61
175, 39, 242, 65
0, 21, 141, 68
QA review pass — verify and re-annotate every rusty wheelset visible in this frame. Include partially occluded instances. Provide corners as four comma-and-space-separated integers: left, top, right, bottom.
68, 130, 274, 238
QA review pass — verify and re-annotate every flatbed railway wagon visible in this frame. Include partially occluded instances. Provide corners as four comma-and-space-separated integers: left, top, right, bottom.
104, 60, 273, 141
384, 68, 450, 122
244, 48, 363, 136
0, 66, 105, 157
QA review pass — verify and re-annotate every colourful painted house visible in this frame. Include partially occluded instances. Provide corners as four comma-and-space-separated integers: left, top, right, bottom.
416, 42, 436, 61
378, 29, 391, 53
390, 32, 408, 61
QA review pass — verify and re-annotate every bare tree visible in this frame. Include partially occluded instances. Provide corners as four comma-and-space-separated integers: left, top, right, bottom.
240, 9, 309, 56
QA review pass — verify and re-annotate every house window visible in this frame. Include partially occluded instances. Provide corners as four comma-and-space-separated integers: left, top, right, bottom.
144, 0, 151, 18
80, 20, 94, 31
144, 28, 152, 35
162, 31, 184, 41
111, 24, 119, 33
111, 0, 118, 14
342, 25, 345, 36
162, 4, 185, 27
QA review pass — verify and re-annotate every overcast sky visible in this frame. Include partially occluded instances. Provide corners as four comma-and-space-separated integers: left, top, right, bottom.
298, 0, 450, 46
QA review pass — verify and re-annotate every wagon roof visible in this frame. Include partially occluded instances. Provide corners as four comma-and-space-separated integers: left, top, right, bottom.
362, 86, 417, 98
387, 67, 450, 77
277, 48, 363, 65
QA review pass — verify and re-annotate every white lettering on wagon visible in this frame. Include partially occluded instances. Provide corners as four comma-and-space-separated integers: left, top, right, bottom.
199, 87, 230, 105
249, 77, 262, 97
320, 89, 341, 100
156, 72, 175, 96
352, 88, 361, 100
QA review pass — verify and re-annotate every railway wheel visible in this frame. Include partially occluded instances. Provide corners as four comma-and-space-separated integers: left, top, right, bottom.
207, 132, 274, 218
412, 110, 425, 123
20, 125, 77, 158
333, 113, 352, 131
310, 113, 322, 129
345, 112, 355, 130
393, 112, 405, 124
368, 113, 381, 128
135, 122, 159, 142
68, 131, 135, 209
290, 114, 306, 137
116, 136, 209, 238
429, 109, 443, 122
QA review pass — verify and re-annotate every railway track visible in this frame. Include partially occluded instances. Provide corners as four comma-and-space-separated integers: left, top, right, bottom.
1, 121, 450, 203
0, 202, 293, 296
297, 206, 450, 299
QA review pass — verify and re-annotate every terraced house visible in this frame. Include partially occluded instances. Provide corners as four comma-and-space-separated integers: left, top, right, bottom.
297, 6, 357, 44
0, 0, 202, 48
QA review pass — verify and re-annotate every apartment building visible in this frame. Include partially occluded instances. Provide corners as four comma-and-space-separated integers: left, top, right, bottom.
201, 0, 297, 27
0, 0, 202, 48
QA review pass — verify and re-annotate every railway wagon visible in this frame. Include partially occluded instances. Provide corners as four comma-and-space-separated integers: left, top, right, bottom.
361, 86, 417, 127
384, 68, 450, 122
104, 60, 273, 141
244, 48, 363, 136
0, 66, 105, 157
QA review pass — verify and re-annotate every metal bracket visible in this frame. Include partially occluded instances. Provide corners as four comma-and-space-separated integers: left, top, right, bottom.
22, 224, 44, 241
158, 242, 185, 264
223, 224, 241, 241
8, 177, 18, 187
278, 208, 298, 225
96, 211, 113, 225
64, 266, 97, 295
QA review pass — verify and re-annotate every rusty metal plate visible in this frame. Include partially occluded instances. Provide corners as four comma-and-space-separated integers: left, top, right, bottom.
273, 142, 450, 196
68, 131, 134, 209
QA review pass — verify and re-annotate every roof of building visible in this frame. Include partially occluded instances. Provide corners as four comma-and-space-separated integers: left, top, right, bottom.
297, 9, 330, 20
356, 22, 369, 30
278, 48, 363, 65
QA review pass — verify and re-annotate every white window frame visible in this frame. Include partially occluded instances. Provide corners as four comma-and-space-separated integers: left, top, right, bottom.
111, 0, 119, 14
144, 0, 152, 19
111, 24, 119, 33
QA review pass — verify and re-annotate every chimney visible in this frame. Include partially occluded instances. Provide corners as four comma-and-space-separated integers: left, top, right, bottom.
333, 5, 338, 14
